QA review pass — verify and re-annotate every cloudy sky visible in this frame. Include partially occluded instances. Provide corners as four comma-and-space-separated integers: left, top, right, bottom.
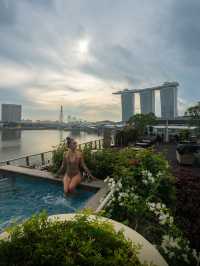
0, 0, 199, 121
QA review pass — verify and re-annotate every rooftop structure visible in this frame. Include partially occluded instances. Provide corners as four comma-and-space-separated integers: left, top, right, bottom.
113, 82, 179, 121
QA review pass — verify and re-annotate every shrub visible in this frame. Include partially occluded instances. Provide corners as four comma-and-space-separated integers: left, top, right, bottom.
115, 127, 139, 146
0, 212, 152, 266
50, 142, 68, 173
104, 148, 200, 266
83, 148, 118, 179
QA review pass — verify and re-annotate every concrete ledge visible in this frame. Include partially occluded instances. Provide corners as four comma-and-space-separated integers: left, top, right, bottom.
85, 184, 109, 211
0, 165, 104, 190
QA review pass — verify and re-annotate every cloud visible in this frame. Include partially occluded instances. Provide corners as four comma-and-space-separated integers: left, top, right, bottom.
0, 0, 199, 121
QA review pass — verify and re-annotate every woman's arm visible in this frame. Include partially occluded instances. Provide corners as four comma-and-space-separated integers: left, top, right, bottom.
80, 152, 96, 180
56, 152, 67, 178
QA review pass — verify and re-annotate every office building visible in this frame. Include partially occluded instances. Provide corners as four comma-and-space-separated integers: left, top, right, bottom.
121, 89, 135, 122
1, 104, 22, 123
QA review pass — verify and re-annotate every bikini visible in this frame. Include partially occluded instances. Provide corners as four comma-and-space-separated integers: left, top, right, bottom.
65, 152, 81, 178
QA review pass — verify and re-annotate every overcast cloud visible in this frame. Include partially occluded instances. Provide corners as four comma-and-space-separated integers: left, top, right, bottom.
0, 0, 199, 121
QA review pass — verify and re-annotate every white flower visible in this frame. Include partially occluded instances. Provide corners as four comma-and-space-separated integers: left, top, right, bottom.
118, 181, 122, 189
104, 176, 110, 182
156, 203, 162, 209
192, 249, 197, 258
169, 216, 174, 225
192, 249, 200, 264
169, 251, 175, 259
182, 254, 189, 264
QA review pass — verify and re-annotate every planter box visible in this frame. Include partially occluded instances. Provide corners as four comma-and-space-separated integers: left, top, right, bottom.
176, 150, 194, 165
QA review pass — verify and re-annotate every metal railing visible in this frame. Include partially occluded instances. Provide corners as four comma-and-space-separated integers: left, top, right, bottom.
0, 139, 104, 168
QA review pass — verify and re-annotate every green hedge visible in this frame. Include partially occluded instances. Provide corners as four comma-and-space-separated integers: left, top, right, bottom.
0, 212, 151, 266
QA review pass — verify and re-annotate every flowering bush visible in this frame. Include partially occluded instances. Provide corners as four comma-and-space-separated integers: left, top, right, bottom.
103, 148, 200, 266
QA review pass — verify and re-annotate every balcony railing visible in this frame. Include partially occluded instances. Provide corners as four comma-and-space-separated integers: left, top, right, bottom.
0, 139, 104, 168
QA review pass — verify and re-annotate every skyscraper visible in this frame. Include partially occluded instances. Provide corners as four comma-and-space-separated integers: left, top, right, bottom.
140, 89, 155, 114
160, 83, 178, 119
1, 104, 22, 123
113, 82, 179, 121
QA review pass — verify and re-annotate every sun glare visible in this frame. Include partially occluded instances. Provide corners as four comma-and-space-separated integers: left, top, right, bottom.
78, 39, 89, 55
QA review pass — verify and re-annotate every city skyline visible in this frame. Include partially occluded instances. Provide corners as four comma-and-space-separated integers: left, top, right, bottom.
0, 0, 199, 121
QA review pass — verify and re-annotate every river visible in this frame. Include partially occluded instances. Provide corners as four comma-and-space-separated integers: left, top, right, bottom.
0, 129, 101, 162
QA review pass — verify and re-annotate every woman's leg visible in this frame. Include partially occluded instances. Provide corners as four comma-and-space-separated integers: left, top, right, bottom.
63, 175, 71, 194
68, 173, 81, 193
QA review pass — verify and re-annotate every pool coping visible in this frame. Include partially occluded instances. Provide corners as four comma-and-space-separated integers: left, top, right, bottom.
0, 165, 109, 211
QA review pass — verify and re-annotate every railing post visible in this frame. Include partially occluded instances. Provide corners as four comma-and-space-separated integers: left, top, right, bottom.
6, 161, 10, 165
90, 141, 92, 150
94, 140, 97, 150
26, 156, 30, 167
41, 153, 45, 165
79, 144, 82, 151
98, 139, 101, 150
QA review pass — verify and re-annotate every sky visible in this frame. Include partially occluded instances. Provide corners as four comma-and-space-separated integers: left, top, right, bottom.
0, 0, 199, 121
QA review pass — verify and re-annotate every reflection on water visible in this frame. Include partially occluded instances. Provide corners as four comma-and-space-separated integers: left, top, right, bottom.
0, 129, 101, 161
1, 129, 21, 150
1, 129, 21, 141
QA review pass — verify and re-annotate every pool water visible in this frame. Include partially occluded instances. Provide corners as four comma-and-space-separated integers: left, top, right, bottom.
0, 175, 95, 232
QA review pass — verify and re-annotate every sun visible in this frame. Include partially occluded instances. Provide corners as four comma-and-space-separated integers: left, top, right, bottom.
78, 39, 89, 55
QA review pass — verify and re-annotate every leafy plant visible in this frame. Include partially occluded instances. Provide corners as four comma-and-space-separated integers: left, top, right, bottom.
185, 102, 200, 136
83, 147, 118, 179
128, 113, 156, 136
179, 129, 191, 142
115, 127, 139, 146
0, 212, 152, 266
103, 148, 200, 266
50, 142, 68, 173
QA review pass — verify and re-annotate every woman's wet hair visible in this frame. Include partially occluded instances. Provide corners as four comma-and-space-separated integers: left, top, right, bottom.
66, 137, 74, 148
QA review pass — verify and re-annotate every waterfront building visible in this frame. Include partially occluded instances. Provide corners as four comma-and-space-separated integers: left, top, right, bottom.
113, 82, 179, 121
113, 89, 135, 122
160, 83, 178, 119
140, 89, 155, 114
1, 104, 22, 123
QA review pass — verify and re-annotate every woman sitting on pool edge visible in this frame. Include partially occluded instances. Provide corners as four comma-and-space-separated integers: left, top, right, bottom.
56, 137, 96, 194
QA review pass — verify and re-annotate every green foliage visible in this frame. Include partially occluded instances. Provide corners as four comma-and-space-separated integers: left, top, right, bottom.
179, 129, 190, 141
112, 148, 176, 210
83, 147, 118, 179
50, 142, 68, 173
103, 148, 199, 266
115, 127, 139, 146
185, 102, 200, 134
0, 212, 151, 266
128, 113, 156, 135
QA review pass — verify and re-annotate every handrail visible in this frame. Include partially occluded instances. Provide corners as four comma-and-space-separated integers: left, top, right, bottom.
0, 138, 104, 166
95, 180, 119, 213
0, 150, 53, 164
95, 188, 115, 212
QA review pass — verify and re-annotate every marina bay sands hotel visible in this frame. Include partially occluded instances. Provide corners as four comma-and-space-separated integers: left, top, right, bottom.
113, 82, 179, 122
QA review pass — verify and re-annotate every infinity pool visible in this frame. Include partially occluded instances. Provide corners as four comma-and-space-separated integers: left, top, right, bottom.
0, 174, 95, 232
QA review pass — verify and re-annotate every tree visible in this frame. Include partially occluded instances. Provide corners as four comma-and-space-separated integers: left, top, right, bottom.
128, 113, 157, 135
185, 102, 200, 135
